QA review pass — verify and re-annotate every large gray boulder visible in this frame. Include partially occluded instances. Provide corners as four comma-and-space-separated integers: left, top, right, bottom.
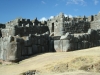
21, 47, 28, 56
28, 47, 33, 55
62, 40, 71, 52
0, 36, 18, 61
8, 42, 17, 61
54, 40, 62, 52
54, 39, 73, 52
60, 33, 70, 40
32, 45, 38, 54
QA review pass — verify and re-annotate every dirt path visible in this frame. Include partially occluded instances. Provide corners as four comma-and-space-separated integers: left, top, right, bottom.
0, 47, 100, 75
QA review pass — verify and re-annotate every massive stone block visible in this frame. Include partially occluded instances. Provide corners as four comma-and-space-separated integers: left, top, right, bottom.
77, 42, 82, 50
21, 47, 28, 56
45, 45, 49, 52
88, 42, 92, 48
24, 40, 32, 47
33, 37, 38, 45
37, 45, 42, 53
8, 42, 17, 61
32, 45, 38, 54
16, 42, 22, 60
49, 40, 54, 52
28, 47, 33, 55
74, 42, 78, 50
62, 40, 72, 52
38, 39, 41, 45
0, 36, 18, 61
41, 46, 45, 52
60, 33, 70, 40
54, 40, 62, 52
54, 39, 73, 52
82, 41, 89, 49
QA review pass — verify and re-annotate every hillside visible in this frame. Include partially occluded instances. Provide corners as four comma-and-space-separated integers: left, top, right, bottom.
0, 47, 100, 75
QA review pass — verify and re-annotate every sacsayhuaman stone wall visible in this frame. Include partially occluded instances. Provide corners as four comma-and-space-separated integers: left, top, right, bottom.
0, 12, 100, 62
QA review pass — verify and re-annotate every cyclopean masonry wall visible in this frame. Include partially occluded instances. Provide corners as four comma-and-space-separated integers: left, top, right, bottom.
88, 12, 100, 30
0, 12, 100, 62
0, 18, 52, 61
47, 13, 90, 52
47, 13, 65, 36
54, 29, 100, 52
47, 13, 90, 36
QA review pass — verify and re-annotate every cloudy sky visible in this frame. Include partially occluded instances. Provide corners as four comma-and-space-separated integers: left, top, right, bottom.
0, 0, 100, 23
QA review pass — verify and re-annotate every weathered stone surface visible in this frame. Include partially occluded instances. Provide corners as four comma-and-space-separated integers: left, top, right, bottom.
82, 41, 89, 49
28, 47, 33, 55
16, 42, 22, 59
22, 47, 28, 56
49, 40, 54, 52
62, 40, 71, 52
54, 40, 62, 52
77, 42, 82, 50
60, 33, 70, 40
42, 46, 45, 52
74, 42, 78, 50
45, 45, 49, 52
1, 12, 100, 62
24, 40, 32, 47
32, 45, 38, 54
8, 42, 17, 61
37, 45, 42, 53
54, 40, 74, 52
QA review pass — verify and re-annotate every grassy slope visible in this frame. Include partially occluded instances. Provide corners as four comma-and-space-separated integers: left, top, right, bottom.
0, 47, 100, 75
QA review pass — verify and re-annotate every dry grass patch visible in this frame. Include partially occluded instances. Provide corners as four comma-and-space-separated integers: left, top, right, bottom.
46, 56, 100, 73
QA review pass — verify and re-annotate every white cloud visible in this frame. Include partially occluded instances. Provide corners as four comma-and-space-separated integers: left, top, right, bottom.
64, 14, 68, 17
55, 4, 59, 6
69, 15, 73, 18
66, 0, 87, 6
41, 1, 46, 4
93, 0, 99, 5
40, 17, 47, 21
64, 14, 73, 18
40, 14, 73, 21
49, 16, 54, 19
40, 16, 54, 21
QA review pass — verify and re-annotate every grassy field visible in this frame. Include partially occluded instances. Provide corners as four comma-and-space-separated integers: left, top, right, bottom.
0, 47, 100, 75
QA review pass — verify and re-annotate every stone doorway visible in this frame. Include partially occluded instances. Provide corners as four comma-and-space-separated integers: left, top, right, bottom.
52, 23, 54, 32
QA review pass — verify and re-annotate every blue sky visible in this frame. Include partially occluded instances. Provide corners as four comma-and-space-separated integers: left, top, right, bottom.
0, 0, 100, 23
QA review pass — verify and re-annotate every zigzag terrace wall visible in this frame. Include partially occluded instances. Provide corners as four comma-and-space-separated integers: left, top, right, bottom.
53, 29, 100, 52
88, 12, 100, 30
47, 13, 90, 36
14, 25, 49, 37
16, 34, 52, 61
0, 18, 53, 62
0, 33, 54, 62
1, 12, 100, 62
